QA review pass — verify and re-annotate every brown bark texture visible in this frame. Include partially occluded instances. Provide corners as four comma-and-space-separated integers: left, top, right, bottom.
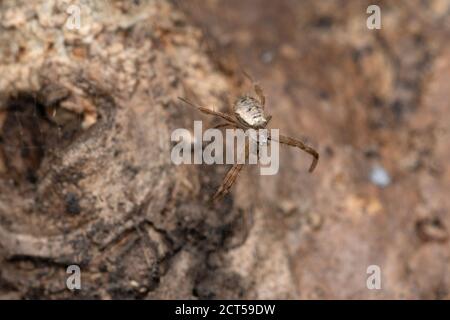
0, 0, 450, 299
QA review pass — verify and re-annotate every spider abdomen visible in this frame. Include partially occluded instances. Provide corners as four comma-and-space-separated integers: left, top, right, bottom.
234, 96, 267, 128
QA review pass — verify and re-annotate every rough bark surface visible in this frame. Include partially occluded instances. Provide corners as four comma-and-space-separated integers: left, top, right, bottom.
1, 0, 450, 299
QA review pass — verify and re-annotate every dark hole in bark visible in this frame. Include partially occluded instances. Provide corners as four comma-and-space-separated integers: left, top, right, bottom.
0, 92, 83, 184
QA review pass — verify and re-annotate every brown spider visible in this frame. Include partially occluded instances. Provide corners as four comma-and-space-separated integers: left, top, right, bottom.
178, 77, 318, 202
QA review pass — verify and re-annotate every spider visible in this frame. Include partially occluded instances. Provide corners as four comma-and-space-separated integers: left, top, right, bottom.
178, 76, 319, 202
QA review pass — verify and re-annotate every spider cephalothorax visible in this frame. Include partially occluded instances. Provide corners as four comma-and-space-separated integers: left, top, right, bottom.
179, 74, 318, 202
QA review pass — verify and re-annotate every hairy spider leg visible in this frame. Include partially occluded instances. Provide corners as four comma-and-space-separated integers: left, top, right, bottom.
269, 134, 319, 172
178, 97, 243, 128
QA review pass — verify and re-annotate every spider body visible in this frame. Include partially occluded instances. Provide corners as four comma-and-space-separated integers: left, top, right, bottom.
178, 73, 319, 202
234, 96, 268, 128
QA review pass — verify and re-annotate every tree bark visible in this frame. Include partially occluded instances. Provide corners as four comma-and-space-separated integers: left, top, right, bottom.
0, 0, 263, 299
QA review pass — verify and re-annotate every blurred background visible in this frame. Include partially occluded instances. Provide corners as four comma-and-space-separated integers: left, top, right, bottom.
176, 0, 450, 299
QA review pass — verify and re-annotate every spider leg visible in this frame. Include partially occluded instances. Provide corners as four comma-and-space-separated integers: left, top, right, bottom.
242, 71, 266, 108
178, 97, 242, 127
212, 143, 249, 202
212, 163, 245, 202
270, 134, 319, 172
254, 84, 266, 108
